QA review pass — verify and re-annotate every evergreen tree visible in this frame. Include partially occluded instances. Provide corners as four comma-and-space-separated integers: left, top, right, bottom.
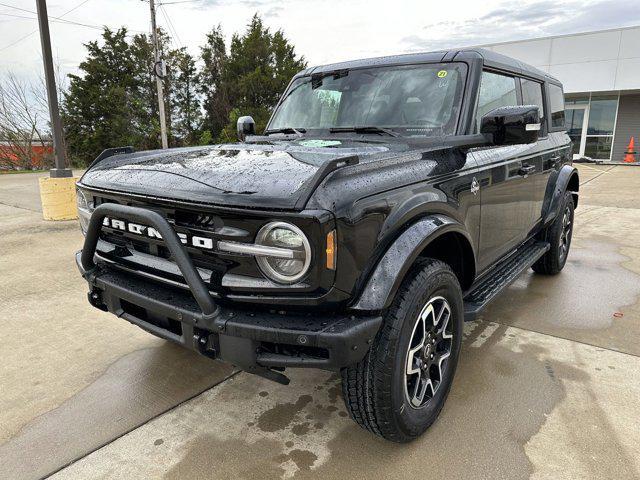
167, 48, 201, 146
199, 26, 229, 143
217, 15, 307, 141
62, 15, 306, 164
62, 28, 157, 165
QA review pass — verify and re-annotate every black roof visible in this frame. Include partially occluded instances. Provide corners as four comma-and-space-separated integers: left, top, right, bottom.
299, 47, 560, 85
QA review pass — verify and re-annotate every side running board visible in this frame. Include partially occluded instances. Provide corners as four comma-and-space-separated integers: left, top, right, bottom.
463, 240, 550, 321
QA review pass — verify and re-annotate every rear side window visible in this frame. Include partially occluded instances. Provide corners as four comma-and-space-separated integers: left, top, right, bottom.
521, 79, 545, 126
475, 71, 518, 132
548, 84, 565, 128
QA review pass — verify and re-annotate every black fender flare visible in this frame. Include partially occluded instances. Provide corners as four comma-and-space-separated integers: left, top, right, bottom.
543, 165, 579, 226
351, 214, 474, 312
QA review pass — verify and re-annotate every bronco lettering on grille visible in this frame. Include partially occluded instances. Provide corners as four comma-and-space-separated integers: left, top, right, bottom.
102, 217, 214, 250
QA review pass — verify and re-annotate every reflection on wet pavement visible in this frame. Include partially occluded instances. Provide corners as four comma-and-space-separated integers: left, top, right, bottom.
50, 323, 640, 480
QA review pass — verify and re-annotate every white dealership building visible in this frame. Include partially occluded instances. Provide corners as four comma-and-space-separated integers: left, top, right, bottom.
480, 26, 640, 162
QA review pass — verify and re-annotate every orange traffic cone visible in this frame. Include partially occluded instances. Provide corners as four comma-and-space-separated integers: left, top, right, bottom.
623, 137, 636, 163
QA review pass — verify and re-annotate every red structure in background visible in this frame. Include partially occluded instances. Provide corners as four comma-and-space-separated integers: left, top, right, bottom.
0, 142, 54, 170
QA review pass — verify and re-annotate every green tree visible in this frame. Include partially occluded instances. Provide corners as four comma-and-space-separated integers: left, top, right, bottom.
62, 28, 158, 165
62, 16, 305, 164
199, 25, 229, 143
167, 47, 201, 146
217, 14, 307, 141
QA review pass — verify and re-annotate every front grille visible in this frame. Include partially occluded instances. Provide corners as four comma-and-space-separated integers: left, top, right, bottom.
84, 190, 326, 299
92, 194, 257, 288
174, 210, 223, 230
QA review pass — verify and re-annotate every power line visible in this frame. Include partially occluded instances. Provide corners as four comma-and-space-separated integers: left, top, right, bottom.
0, 0, 92, 18
0, 2, 146, 37
158, 3, 182, 48
0, 0, 92, 52
0, 12, 104, 30
0, 28, 37, 52
0, 2, 95, 22
58, 0, 92, 17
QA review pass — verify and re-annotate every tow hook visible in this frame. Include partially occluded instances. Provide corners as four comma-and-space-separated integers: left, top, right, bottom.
195, 332, 217, 359
87, 289, 107, 312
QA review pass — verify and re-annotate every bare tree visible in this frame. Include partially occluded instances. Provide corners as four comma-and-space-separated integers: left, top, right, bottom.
0, 73, 52, 170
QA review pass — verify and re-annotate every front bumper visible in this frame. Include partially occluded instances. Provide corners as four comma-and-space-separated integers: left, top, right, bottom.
78, 256, 380, 380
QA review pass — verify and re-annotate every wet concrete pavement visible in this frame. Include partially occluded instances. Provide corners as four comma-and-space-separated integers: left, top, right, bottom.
49, 325, 640, 480
0, 174, 234, 479
484, 164, 640, 356
1, 164, 639, 479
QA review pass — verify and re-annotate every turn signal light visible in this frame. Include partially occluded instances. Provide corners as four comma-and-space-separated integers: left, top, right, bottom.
326, 230, 337, 270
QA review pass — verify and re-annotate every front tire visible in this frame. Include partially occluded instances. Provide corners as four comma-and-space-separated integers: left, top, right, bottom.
341, 258, 463, 442
532, 191, 575, 275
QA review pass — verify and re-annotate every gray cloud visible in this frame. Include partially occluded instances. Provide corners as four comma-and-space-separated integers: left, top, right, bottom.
402, 0, 640, 52
262, 5, 284, 19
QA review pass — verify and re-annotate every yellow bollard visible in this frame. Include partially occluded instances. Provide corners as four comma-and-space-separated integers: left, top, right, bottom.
38, 176, 79, 221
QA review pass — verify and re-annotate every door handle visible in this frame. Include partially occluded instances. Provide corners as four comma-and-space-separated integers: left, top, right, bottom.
518, 164, 536, 176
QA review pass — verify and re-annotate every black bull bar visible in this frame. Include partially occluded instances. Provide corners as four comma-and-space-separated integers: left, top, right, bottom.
81, 203, 219, 318
78, 203, 382, 384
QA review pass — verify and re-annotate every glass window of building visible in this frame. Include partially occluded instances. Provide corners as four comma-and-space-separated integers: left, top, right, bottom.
585, 95, 617, 159
584, 136, 613, 160
563, 93, 619, 161
565, 108, 585, 157
586, 95, 617, 135
565, 95, 589, 106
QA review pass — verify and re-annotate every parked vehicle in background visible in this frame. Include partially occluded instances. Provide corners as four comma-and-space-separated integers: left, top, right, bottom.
76, 48, 578, 442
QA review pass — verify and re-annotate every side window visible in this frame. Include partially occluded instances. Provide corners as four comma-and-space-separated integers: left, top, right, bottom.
475, 71, 518, 132
548, 84, 565, 129
521, 78, 545, 133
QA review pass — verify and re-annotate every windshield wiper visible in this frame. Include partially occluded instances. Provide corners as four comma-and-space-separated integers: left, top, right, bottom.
329, 126, 399, 137
264, 127, 306, 137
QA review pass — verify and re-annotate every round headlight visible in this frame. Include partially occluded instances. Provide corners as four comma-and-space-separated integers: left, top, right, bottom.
76, 188, 89, 210
76, 188, 93, 235
256, 222, 311, 284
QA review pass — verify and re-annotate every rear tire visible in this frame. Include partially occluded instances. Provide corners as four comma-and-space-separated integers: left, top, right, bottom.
341, 258, 463, 442
532, 191, 574, 275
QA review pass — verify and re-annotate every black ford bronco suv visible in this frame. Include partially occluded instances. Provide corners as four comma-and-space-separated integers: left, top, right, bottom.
76, 48, 578, 442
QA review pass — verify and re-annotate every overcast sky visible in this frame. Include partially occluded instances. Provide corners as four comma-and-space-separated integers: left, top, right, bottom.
2, 0, 640, 83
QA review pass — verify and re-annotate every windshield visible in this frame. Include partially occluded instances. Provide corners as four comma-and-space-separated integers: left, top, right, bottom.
268, 62, 467, 137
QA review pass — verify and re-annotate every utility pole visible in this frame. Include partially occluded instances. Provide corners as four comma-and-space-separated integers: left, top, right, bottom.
35, 0, 72, 178
149, 0, 168, 149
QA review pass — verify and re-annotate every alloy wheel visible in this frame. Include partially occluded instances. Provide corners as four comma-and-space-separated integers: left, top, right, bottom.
559, 204, 572, 262
404, 296, 453, 408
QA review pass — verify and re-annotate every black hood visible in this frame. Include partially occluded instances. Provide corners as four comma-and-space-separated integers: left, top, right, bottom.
79, 142, 390, 210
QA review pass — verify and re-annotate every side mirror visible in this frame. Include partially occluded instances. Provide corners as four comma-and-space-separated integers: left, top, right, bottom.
237, 116, 256, 142
480, 105, 541, 146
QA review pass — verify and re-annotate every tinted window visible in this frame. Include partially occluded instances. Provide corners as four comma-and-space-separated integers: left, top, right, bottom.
475, 71, 517, 132
521, 79, 545, 124
549, 84, 565, 128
